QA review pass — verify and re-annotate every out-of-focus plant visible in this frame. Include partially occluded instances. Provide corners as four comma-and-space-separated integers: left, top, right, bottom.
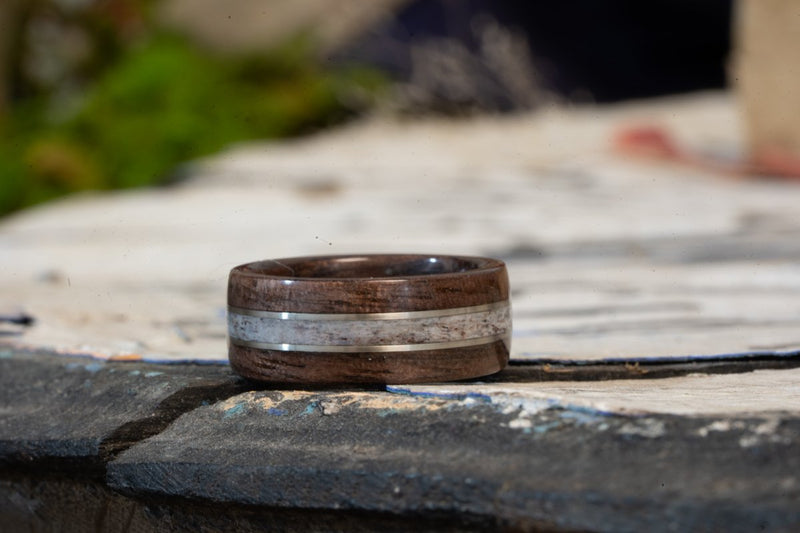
0, 1, 384, 217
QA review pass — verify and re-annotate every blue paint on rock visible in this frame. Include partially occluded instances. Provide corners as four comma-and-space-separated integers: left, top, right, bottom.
385, 386, 493, 404
223, 403, 245, 418
301, 402, 318, 416
65, 361, 103, 373
532, 421, 561, 434
84, 362, 103, 373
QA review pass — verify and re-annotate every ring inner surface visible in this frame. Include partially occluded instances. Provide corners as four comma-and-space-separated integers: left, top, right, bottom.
243, 255, 493, 279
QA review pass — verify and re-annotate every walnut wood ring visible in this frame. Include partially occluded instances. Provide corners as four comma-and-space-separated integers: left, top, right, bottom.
227, 254, 511, 384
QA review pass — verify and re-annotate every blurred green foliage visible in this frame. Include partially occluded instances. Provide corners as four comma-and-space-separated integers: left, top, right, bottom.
0, 34, 383, 217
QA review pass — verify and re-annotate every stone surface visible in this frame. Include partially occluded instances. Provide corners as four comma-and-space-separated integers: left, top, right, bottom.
5, 93, 800, 368
108, 388, 800, 532
1, 477, 495, 533
394, 366, 800, 416
0, 351, 242, 475
3, 352, 800, 530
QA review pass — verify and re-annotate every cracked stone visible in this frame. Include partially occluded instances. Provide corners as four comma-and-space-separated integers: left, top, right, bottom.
0, 350, 242, 475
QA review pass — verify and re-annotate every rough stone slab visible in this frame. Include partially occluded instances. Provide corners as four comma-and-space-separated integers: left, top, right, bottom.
8, 93, 800, 364
392, 366, 800, 416
0, 351, 242, 474
109, 389, 800, 532
1, 476, 496, 533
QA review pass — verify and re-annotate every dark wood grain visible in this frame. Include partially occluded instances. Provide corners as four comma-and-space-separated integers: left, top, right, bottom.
228, 339, 510, 385
228, 254, 509, 313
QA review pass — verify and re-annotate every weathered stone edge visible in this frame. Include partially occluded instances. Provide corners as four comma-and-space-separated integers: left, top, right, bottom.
106, 389, 800, 532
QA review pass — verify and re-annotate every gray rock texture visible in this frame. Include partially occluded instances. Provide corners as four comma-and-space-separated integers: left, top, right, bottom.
2, 350, 800, 531
0, 351, 242, 475
108, 388, 800, 532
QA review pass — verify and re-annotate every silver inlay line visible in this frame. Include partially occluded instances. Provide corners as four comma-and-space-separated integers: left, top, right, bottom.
227, 300, 509, 321
229, 333, 508, 353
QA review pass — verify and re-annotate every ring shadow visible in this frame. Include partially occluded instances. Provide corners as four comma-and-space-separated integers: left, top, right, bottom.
478, 354, 800, 383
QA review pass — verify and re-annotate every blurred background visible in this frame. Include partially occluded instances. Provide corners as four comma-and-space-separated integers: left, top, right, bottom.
4, 0, 800, 363
0, 0, 742, 218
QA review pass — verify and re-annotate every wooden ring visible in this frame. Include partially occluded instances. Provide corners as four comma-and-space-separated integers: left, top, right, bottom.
227, 254, 511, 384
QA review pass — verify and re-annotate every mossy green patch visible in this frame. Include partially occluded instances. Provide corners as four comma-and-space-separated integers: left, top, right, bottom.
0, 35, 384, 216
